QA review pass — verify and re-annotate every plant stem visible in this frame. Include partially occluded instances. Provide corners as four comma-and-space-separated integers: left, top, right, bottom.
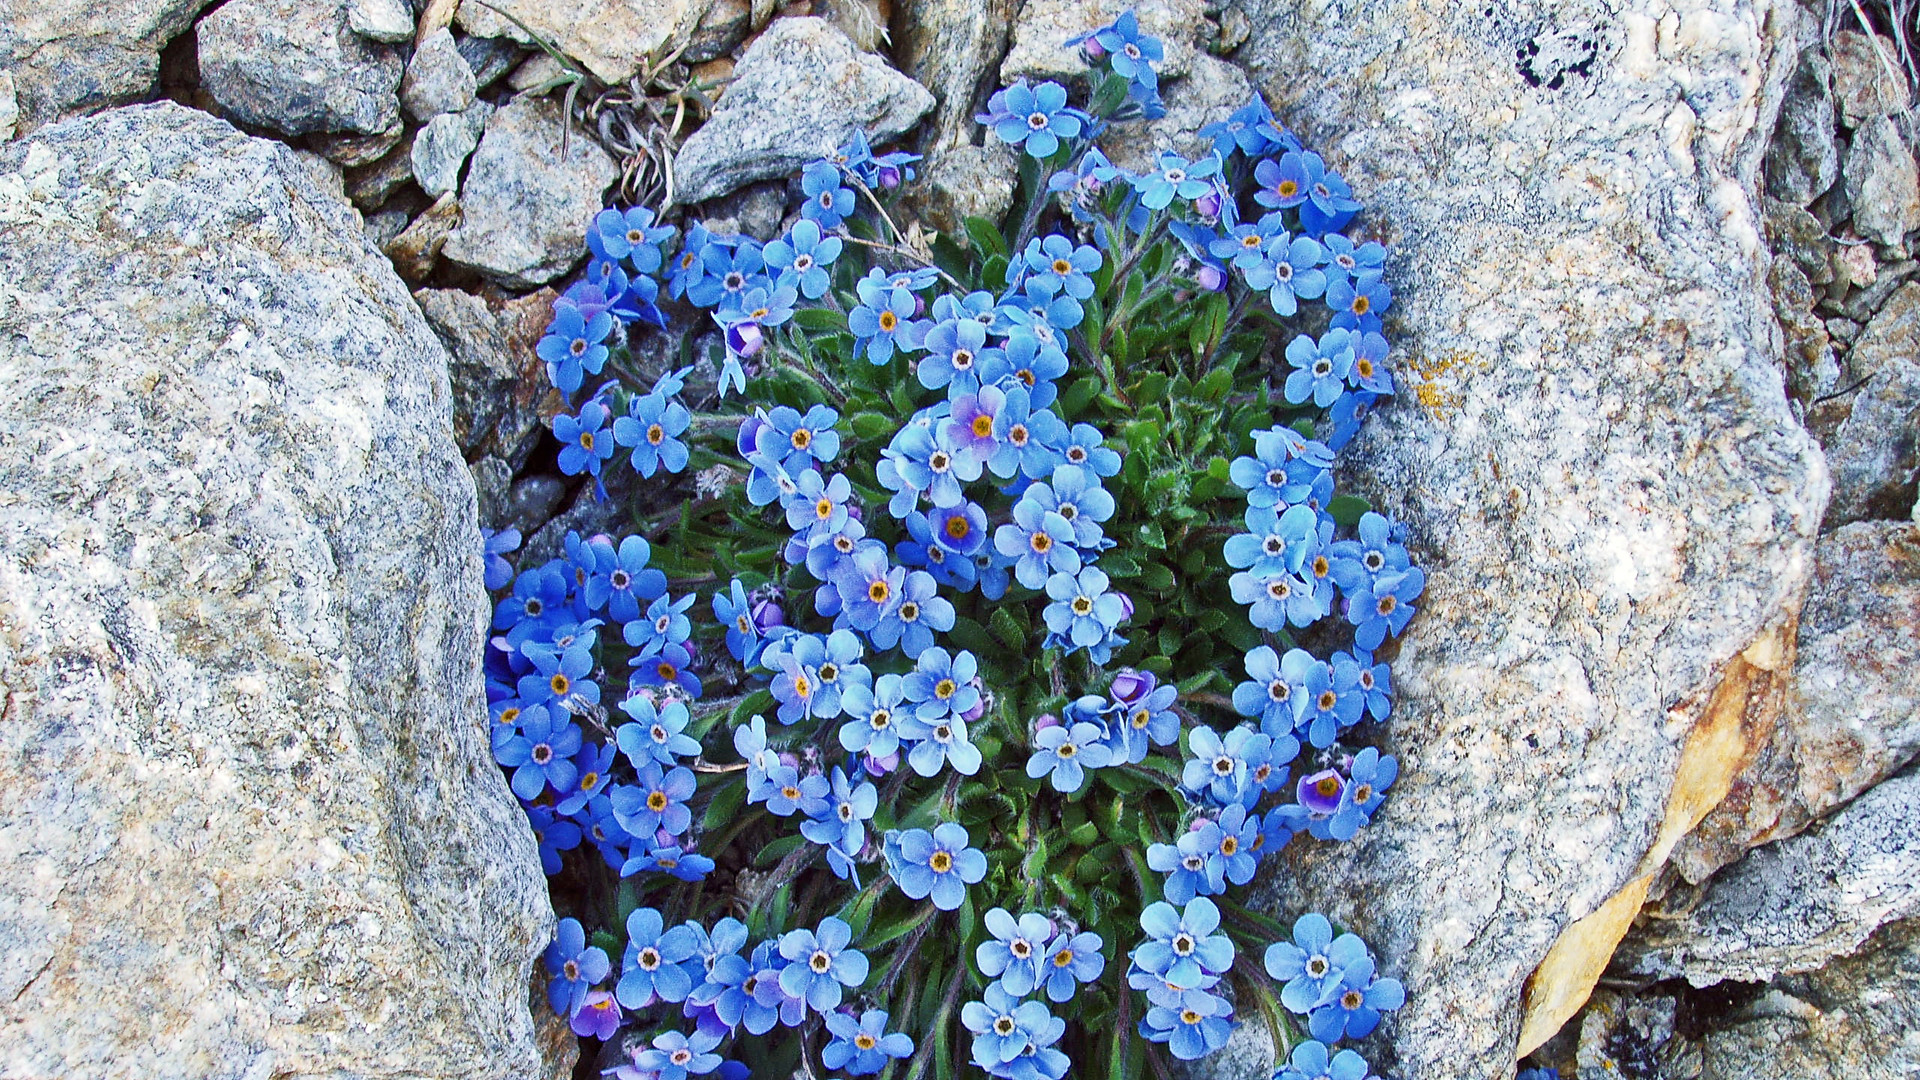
901, 960, 968, 1080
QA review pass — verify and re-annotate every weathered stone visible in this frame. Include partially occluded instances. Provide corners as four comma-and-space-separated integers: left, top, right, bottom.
1697, 918, 1920, 1080
702, 180, 788, 240
504, 475, 571, 538
1576, 991, 1699, 1080
311, 120, 407, 166
672, 17, 935, 205
1765, 49, 1838, 205
364, 205, 414, 248
1843, 116, 1920, 247
459, 33, 525, 91
1770, 258, 1838, 402
1831, 29, 1909, 125
0, 100, 554, 1079
456, 0, 707, 85
348, 0, 416, 43
1212, 3, 1829, 1077
415, 285, 566, 466
403, 27, 478, 121
1822, 283, 1920, 525
442, 94, 617, 288
905, 142, 1018, 236
0, 72, 17, 141
0, 0, 211, 132
1623, 767, 1920, 986
1100, 51, 1252, 172
1660, 522, 1920, 884
1001, 0, 1208, 84
1836, 235, 1879, 288
472, 456, 515, 531
413, 101, 493, 197
685, 0, 751, 62
344, 127, 419, 208
1762, 197, 1835, 285
897, 0, 1019, 153
198, 0, 404, 136
384, 190, 462, 280
510, 53, 570, 93
1842, 259, 1919, 324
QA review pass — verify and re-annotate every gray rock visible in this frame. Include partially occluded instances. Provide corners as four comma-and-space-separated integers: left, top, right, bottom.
0, 72, 17, 141
413, 102, 493, 196
455, 0, 708, 85
1769, 257, 1839, 402
685, 0, 751, 62
505, 475, 571, 538
472, 456, 516, 531
1001, 0, 1207, 84
1212, 2, 1829, 1077
1843, 116, 1920, 247
344, 127, 419, 208
311, 121, 407, 166
0, 101, 557, 1079
364, 205, 413, 247
1763, 197, 1835, 285
906, 142, 1018, 235
0, 0, 211, 132
1623, 768, 1920, 986
1100, 51, 1253, 172
1822, 283, 1920, 525
1697, 918, 1920, 1080
1831, 29, 1910, 125
403, 27, 478, 121
348, 0, 416, 42
384, 190, 462, 281
672, 17, 935, 205
459, 32, 526, 90
198, 0, 404, 136
415, 285, 567, 466
442, 94, 617, 288
1766, 49, 1838, 206
897, 0, 1019, 153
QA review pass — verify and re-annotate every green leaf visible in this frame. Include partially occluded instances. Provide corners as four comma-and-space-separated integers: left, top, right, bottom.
850, 411, 894, 440
1328, 493, 1373, 527
701, 775, 746, 830
792, 307, 847, 332
964, 216, 1009, 258
754, 833, 806, 868
1207, 456, 1233, 481
1066, 820, 1099, 847
948, 615, 995, 655
1139, 560, 1176, 592
1090, 71, 1132, 117
990, 607, 1025, 648
1058, 376, 1101, 415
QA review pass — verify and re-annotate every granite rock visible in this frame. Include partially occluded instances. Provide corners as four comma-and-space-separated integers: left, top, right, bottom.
1622, 768, 1920, 985
412, 102, 493, 197
1001, 0, 1209, 84
0, 101, 557, 1080
1842, 115, 1920, 247
1831, 29, 1909, 125
415, 285, 567, 467
0, 0, 212, 132
385, 190, 462, 280
442, 94, 617, 288
1100, 51, 1253, 172
1215, 2, 1829, 1076
403, 27, 478, 121
455, 0, 708, 85
198, 0, 404, 136
1765, 48, 1838, 205
1821, 282, 1920, 525
0, 72, 18, 141
672, 17, 935, 204
1769, 257, 1838, 403
348, 0, 416, 43
344, 127, 419, 209
312, 121, 408, 167
1697, 918, 1920, 1080
896, 0, 1019, 153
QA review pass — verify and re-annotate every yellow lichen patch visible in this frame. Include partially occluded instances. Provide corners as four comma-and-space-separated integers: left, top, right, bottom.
1405, 348, 1486, 422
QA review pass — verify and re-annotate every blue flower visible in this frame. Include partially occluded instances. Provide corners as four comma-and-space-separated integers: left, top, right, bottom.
1059, 422, 1122, 477
524, 803, 581, 872
831, 545, 905, 642
555, 400, 616, 480
983, 80, 1082, 158
823, 1009, 914, 1075
537, 301, 613, 396
918, 316, 997, 392
1263, 912, 1368, 1013
637, 1028, 724, 1080
1327, 511, 1412, 593
977, 908, 1055, 997
1092, 10, 1164, 85
725, 282, 797, 328
1042, 566, 1127, 652
623, 844, 715, 881
1326, 270, 1391, 332
1244, 231, 1327, 317
625, 590, 697, 658
762, 764, 832, 819
887, 822, 987, 910
1018, 234, 1102, 299
800, 765, 877, 857
896, 708, 983, 777
1348, 565, 1424, 650
545, 917, 611, 1017
763, 217, 843, 299
776, 916, 869, 1012
617, 907, 700, 1008
554, 739, 615, 815
838, 672, 907, 758
1131, 151, 1220, 210
1104, 673, 1180, 763
585, 535, 667, 623
926, 500, 990, 558
876, 568, 953, 655
995, 496, 1081, 589
1308, 952, 1405, 1041
880, 414, 979, 514
1182, 724, 1250, 805
1224, 502, 1318, 577
494, 704, 583, 800
1231, 566, 1325, 630
614, 391, 691, 477
667, 223, 724, 299
1197, 804, 1259, 887
1141, 987, 1233, 1061
1276, 1041, 1373, 1080
986, 385, 1067, 480
733, 714, 778, 799
1253, 151, 1317, 210
784, 469, 852, 535
979, 330, 1068, 408
482, 527, 521, 592
1040, 930, 1104, 1003
1328, 747, 1397, 840
516, 642, 600, 717
1321, 233, 1388, 291
1026, 720, 1113, 793
1285, 329, 1357, 406
1342, 647, 1393, 721
1146, 829, 1222, 904
963, 984, 1067, 1075
759, 403, 842, 473
611, 761, 696, 837
1200, 96, 1290, 157
712, 578, 760, 662
590, 206, 674, 272
902, 646, 980, 722
1301, 164, 1363, 235
1133, 897, 1234, 989
996, 276, 1084, 333
686, 238, 767, 310
1228, 425, 1326, 508
617, 696, 699, 766
1349, 329, 1394, 394
581, 794, 632, 869
801, 160, 857, 227
849, 273, 926, 364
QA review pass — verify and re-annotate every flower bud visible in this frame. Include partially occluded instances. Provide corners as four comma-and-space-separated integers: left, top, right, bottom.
726, 319, 765, 358
1108, 668, 1153, 705
1032, 712, 1061, 733
1196, 263, 1228, 292
1193, 190, 1221, 219
864, 751, 898, 777
1081, 37, 1108, 60
751, 598, 785, 631
878, 165, 902, 189
1114, 590, 1136, 621
777, 752, 800, 770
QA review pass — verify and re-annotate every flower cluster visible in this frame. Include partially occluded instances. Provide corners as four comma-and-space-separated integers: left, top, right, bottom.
484, 9, 1421, 1077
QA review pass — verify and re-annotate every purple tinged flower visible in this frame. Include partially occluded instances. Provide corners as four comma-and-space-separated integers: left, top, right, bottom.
944, 382, 1007, 466
613, 391, 691, 477
617, 907, 700, 1008
1254, 151, 1318, 210
982, 79, 1083, 158
610, 761, 696, 837
887, 822, 987, 910
545, 917, 611, 1017
777, 916, 869, 1012
623, 844, 716, 881
763, 217, 843, 299
555, 400, 616, 479
571, 990, 622, 1038
823, 1009, 914, 1075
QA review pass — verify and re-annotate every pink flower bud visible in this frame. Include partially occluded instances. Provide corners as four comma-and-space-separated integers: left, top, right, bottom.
1033, 712, 1062, 733
878, 165, 902, 189
751, 598, 785, 631
1196, 263, 1228, 292
864, 751, 898, 777
726, 320, 765, 358
1109, 669, 1152, 705
1194, 190, 1221, 219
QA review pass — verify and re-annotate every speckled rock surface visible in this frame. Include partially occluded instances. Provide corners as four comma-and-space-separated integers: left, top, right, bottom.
0, 102, 558, 1080
415, 285, 566, 468
1842, 115, 1920, 247
412, 102, 492, 197
0, 0, 212, 132
1000, 0, 1208, 84
1622, 768, 1920, 986
1819, 282, 1920, 526
1697, 917, 1920, 1080
672, 17, 935, 204
402, 27, 478, 121
197, 0, 404, 136
455, 0, 707, 85
1209, 2, 1828, 1077
1664, 521, 1920, 884
442, 94, 616, 288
